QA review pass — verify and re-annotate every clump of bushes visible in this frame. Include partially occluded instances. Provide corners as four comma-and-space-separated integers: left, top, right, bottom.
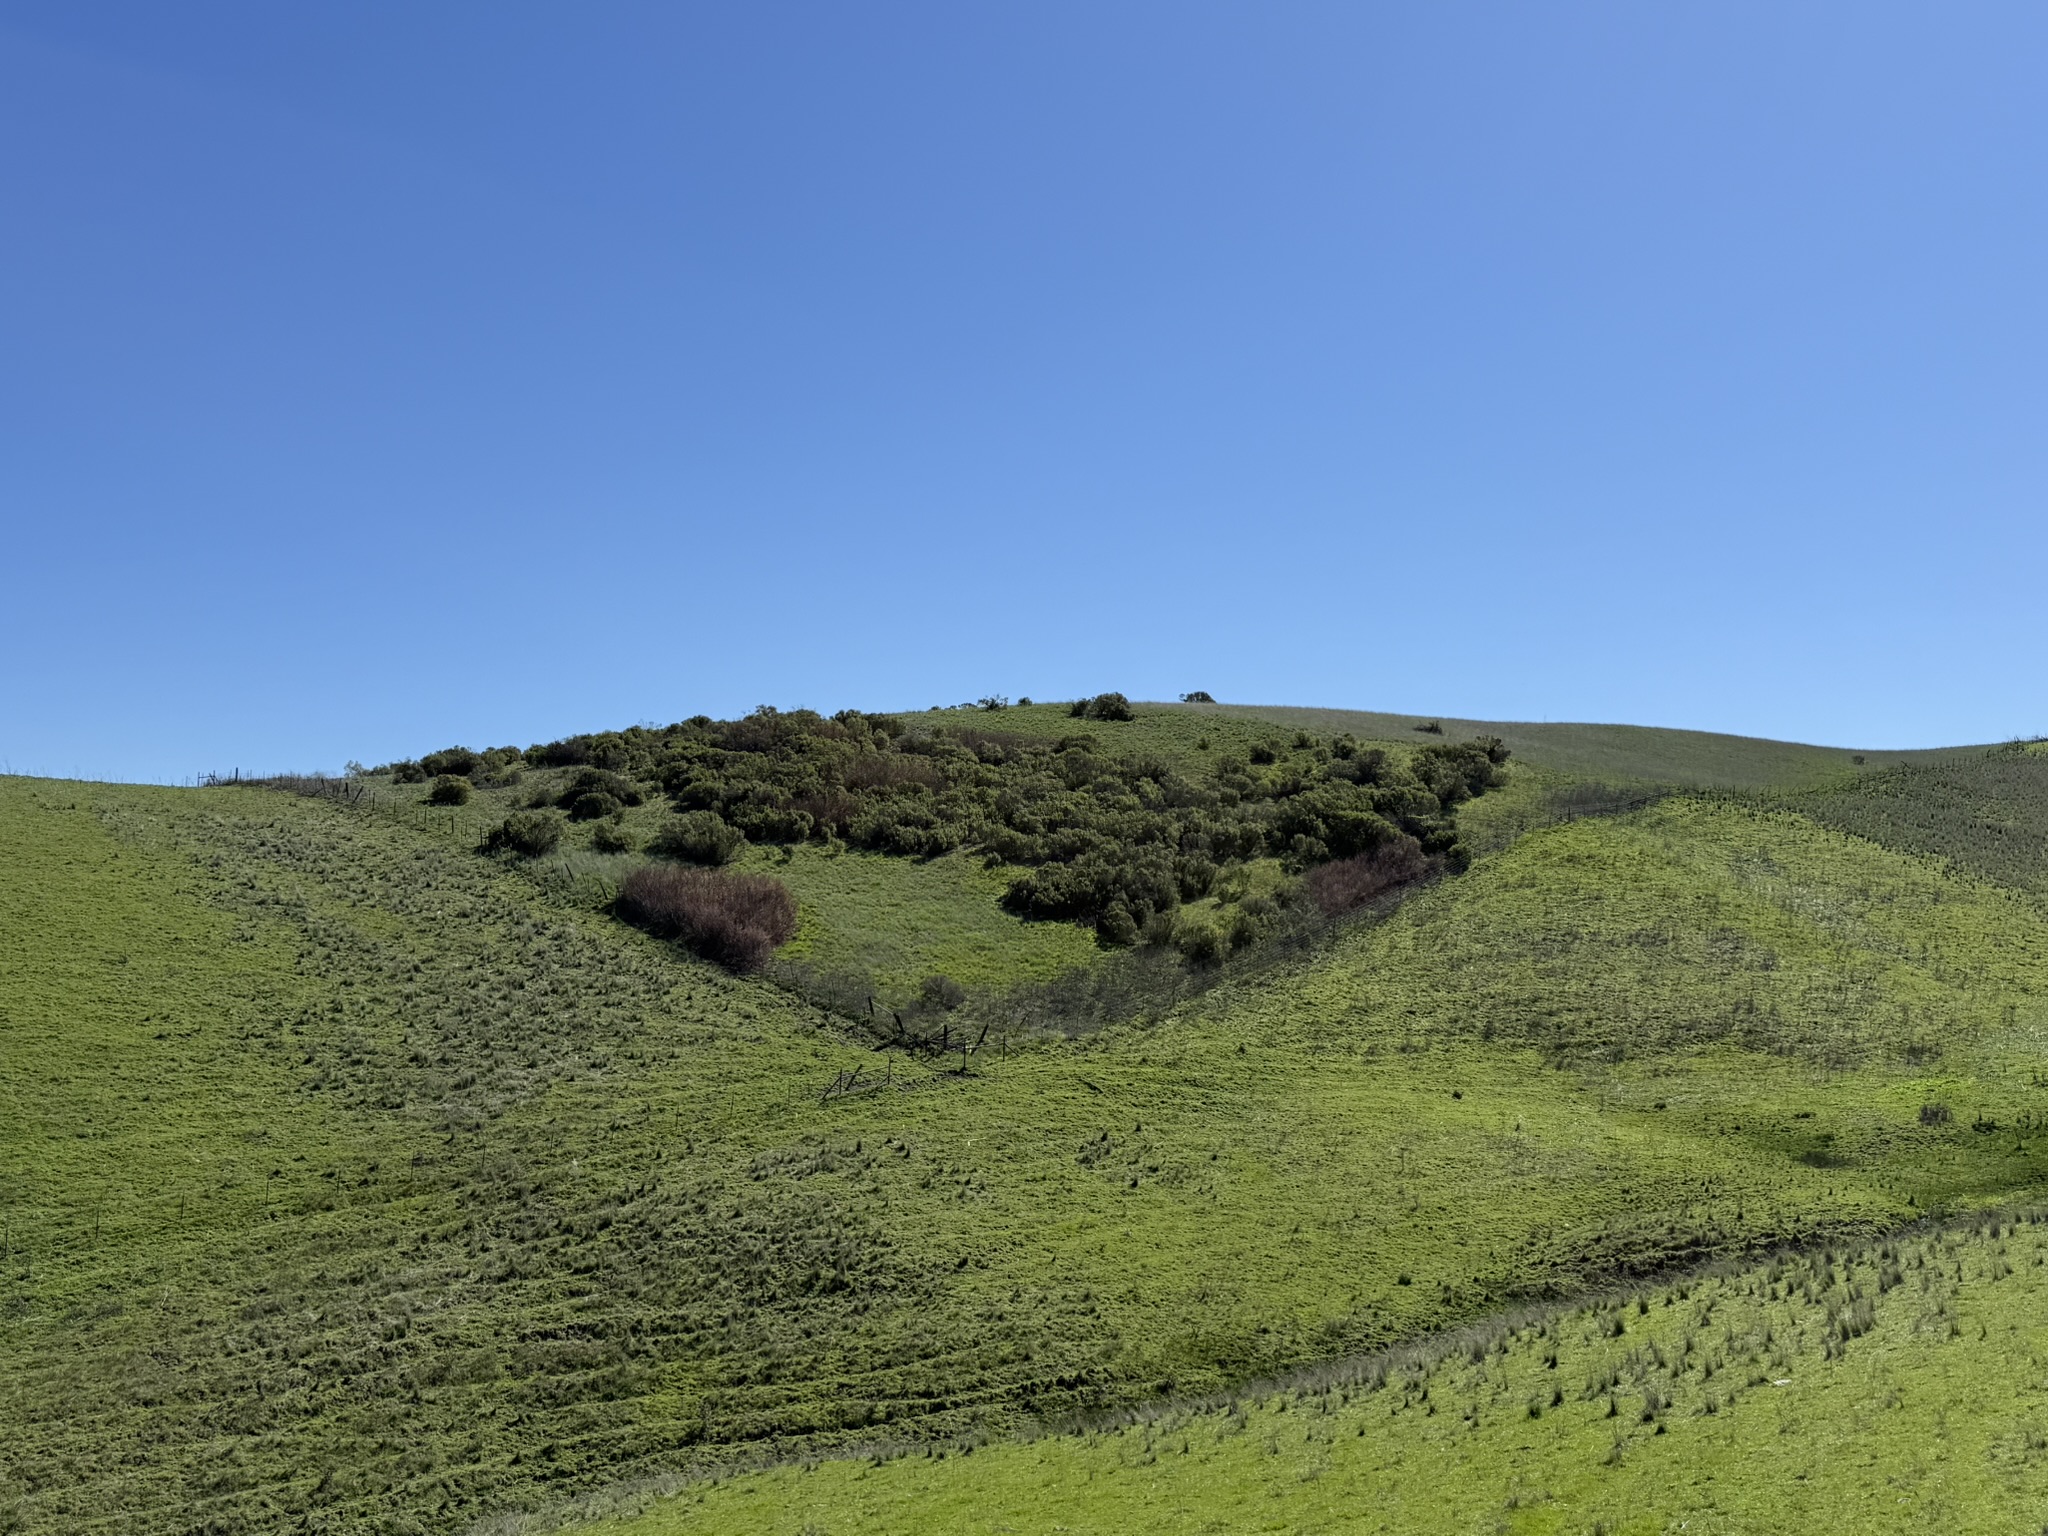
616, 865, 796, 971
1180, 690, 1215, 703
1412, 737, 1510, 811
426, 775, 472, 806
420, 746, 480, 778
649, 810, 746, 866
556, 766, 646, 821
556, 767, 643, 809
1070, 692, 1135, 722
502, 701, 1507, 947
482, 810, 563, 858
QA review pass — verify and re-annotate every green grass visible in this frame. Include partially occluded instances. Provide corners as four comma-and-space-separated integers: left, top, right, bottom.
355, 764, 1101, 1007
1206, 703, 1993, 788
944, 699, 1990, 789
1795, 740, 2048, 898
9, 766, 2048, 1533
751, 844, 1098, 1003
586, 1211, 2048, 1536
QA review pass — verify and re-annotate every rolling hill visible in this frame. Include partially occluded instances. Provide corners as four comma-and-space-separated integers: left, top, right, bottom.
1, 701, 2043, 1534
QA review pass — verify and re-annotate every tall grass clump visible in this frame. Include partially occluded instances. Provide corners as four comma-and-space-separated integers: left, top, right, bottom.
616, 864, 797, 971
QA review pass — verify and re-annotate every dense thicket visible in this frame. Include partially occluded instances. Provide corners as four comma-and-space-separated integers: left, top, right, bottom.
514, 705, 1508, 942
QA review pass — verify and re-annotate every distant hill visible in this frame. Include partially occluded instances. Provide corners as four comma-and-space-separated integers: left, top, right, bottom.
1186, 702, 1992, 789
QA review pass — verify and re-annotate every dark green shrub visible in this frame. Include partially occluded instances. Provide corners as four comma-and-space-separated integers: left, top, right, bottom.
420, 746, 480, 778
1413, 720, 1444, 735
389, 760, 426, 784
426, 775, 472, 806
1095, 901, 1139, 947
650, 810, 746, 866
568, 791, 623, 822
482, 810, 563, 858
1173, 914, 1228, 967
1180, 690, 1215, 703
728, 803, 815, 843
1173, 854, 1218, 900
1414, 739, 1509, 807
591, 819, 637, 854
1083, 692, 1134, 722
1249, 743, 1279, 766
557, 767, 642, 809
616, 864, 796, 971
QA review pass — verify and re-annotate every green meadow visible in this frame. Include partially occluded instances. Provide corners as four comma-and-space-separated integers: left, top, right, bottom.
2, 710, 2046, 1533
590, 1211, 2048, 1536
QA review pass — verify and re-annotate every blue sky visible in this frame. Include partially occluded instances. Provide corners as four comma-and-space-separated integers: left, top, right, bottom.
3, 3, 2044, 780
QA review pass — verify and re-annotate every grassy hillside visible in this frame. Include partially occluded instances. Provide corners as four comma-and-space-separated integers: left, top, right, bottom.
586, 1210, 2048, 1536
7, 754, 2048, 1533
762, 844, 1099, 999
1013, 699, 1990, 789
1795, 740, 2048, 898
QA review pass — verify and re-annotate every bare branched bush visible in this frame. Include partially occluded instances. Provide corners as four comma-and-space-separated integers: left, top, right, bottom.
616, 865, 797, 971
1302, 836, 1433, 916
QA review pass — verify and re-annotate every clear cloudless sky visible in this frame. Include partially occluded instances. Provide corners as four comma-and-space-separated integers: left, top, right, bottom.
3, 2, 2044, 780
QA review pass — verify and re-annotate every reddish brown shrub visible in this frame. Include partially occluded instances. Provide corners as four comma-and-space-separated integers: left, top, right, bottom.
616, 865, 798, 972
1302, 836, 1434, 917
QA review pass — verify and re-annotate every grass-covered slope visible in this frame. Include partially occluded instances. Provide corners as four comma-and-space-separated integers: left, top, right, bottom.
1796, 740, 2048, 898
6, 763, 2048, 1533
1124, 700, 1988, 788
764, 844, 1099, 998
589, 1212, 2048, 1536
